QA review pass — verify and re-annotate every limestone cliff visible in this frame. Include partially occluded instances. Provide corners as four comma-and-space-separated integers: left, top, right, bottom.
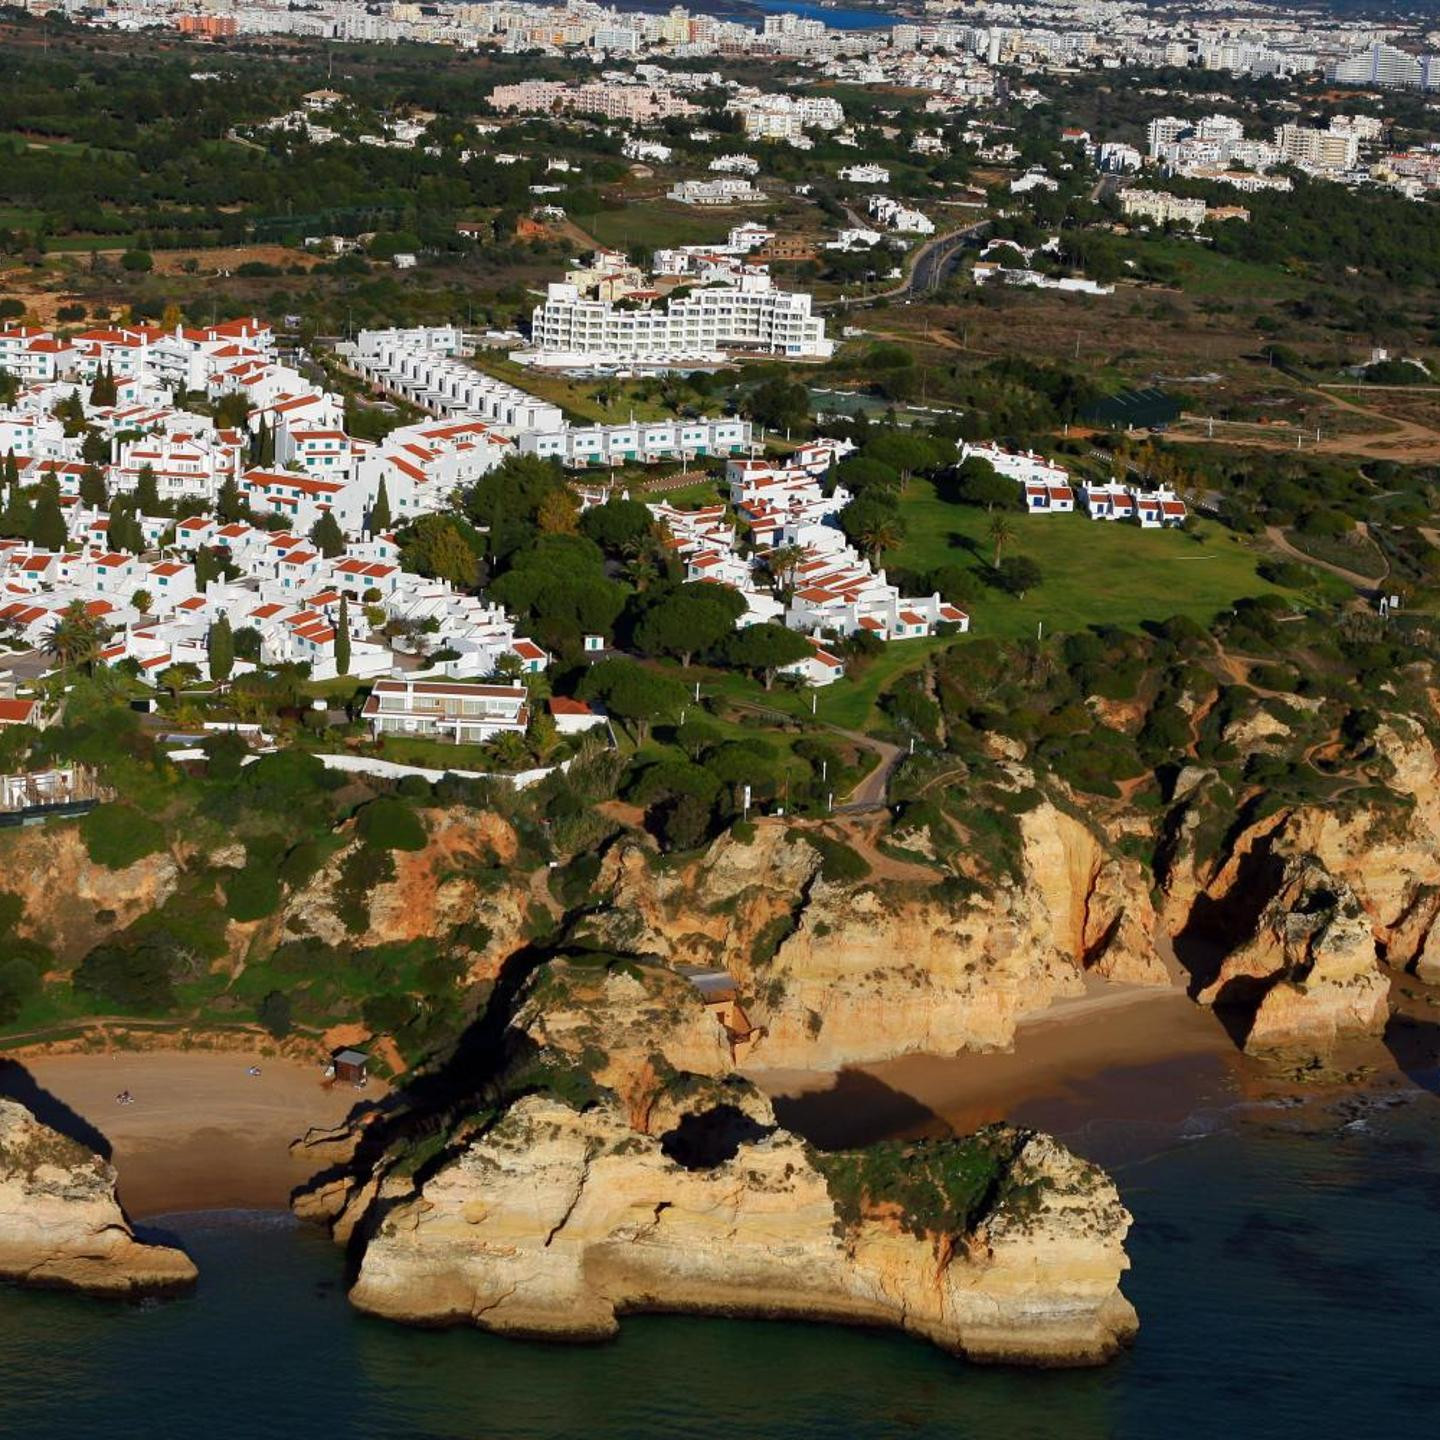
5, 823, 178, 960
571, 809, 1166, 1071
0, 1099, 196, 1294
346, 1092, 1136, 1368
1196, 857, 1390, 1056
283, 807, 531, 977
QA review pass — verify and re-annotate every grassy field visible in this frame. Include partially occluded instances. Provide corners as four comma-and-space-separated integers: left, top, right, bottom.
892, 479, 1288, 640
584, 203, 740, 252
1113, 234, 1306, 302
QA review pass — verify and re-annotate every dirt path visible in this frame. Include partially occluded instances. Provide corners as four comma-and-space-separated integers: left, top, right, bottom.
1263, 524, 1385, 592
1172, 386, 1440, 464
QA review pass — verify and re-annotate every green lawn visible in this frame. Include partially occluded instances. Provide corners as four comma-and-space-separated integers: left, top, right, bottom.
893, 479, 1288, 641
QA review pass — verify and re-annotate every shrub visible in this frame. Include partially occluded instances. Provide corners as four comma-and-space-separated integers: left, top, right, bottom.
256, 989, 292, 1038
226, 863, 282, 922
79, 805, 166, 870
336, 844, 395, 934
356, 797, 427, 852
791, 830, 870, 883
814, 1130, 1015, 1238
73, 937, 177, 1014
279, 838, 325, 888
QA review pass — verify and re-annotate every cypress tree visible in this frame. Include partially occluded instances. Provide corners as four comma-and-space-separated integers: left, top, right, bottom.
79, 464, 108, 509
0, 487, 33, 540
334, 595, 351, 676
107, 496, 142, 554
369, 478, 392, 534
31, 492, 66, 551
309, 509, 345, 558
3, 449, 18, 488
207, 613, 234, 683
134, 463, 160, 514
217, 475, 243, 524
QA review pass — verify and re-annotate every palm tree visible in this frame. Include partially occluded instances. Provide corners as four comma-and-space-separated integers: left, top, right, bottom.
857, 515, 903, 564
766, 544, 805, 599
989, 513, 1014, 567
46, 600, 106, 675
625, 553, 661, 592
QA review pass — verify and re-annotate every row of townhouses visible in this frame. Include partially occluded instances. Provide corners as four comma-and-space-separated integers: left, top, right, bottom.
960, 444, 1188, 527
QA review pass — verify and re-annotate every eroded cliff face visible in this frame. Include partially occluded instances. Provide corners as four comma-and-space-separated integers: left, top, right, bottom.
573, 808, 1166, 1071
0, 1100, 196, 1294
284, 807, 531, 977
346, 1092, 1136, 1368
6, 824, 179, 960
1196, 857, 1390, 1056
1156, 714, 1440, 1051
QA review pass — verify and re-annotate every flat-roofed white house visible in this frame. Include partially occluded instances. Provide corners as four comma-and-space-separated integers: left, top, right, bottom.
361, 677, 529, 744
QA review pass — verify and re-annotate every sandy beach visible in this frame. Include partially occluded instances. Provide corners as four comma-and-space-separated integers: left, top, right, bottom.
0, 1051, 377, 1217
752, 986, 1243, 1152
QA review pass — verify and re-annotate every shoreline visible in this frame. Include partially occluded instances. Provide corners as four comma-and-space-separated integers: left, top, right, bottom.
750, 985, 1239, 1152
3, 981, 1433, 1218
0, 1051, 377, 1219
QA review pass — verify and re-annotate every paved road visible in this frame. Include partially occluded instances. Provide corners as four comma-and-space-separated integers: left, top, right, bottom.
819, 219, 991, 312
0, 649, 50, 682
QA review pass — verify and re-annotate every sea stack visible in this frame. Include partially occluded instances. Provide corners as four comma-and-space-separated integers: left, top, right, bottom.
0, 1099, 196, 1295
346, 1092, 1137, 1367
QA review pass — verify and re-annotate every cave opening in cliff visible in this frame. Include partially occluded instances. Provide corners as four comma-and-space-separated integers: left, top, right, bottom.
659, 1105, 772, 1170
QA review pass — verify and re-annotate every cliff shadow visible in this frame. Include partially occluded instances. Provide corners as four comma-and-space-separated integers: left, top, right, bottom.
0, 1059, 113, 1158
1170, 834, 1289, 1002
768, 1069, 948, 1151
1383, 1006, 1440, 1097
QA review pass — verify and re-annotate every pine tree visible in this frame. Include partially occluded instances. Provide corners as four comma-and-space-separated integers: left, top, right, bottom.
309, 509, 345, 558
79, 464, 108, 509
31, 492, 66, 551
207, 613, 234, 683
134, 463, 160, 514
368, 477, 392, 534
334, 595, 351, 676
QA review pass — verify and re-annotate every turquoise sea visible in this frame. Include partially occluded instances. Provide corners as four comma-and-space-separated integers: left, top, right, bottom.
2, 1054, 1436, 1440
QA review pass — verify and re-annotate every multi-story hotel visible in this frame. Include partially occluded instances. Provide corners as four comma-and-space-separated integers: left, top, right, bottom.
528, 272, 832, 362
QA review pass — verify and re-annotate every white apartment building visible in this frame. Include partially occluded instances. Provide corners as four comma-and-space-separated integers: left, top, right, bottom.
838, 163, 890, 184
527, 272, 832, 361
668, 177, 765, 205
517, 416, 751, 467
347, 328, 564, 430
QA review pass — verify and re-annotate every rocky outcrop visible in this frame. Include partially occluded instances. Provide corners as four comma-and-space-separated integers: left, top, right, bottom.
574, 814, 1167, 1071
1197, 857, 1390, 1056
283, 807, 531, 977
3, 824, 178, 960
346, 1092, 1136, 1367
0, 1100, 196, 1295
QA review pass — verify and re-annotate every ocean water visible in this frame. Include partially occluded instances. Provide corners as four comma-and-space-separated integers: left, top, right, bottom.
1, 1075, 1437, 1439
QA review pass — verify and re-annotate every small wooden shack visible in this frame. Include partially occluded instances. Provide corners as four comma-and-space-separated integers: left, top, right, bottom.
333, 1049, 369, 1085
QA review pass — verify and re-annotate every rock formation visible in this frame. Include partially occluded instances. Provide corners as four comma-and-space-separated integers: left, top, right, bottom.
573, 812, 1167, 1071
346, 1091, 1136, 1367
1196, 856, 1390, 1056
0, 1100, 196, 1295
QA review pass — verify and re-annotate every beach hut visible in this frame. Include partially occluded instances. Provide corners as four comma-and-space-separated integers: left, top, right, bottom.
333, 1049, 369, 1085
